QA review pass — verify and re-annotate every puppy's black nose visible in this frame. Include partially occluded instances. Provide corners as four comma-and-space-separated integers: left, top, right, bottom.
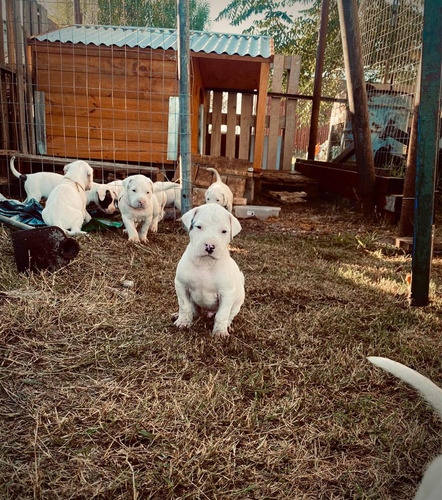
205, 243, 215, 255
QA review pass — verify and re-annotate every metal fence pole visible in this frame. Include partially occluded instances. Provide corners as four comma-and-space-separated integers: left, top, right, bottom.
409, 0, 441, 306
177, 0, 192, 215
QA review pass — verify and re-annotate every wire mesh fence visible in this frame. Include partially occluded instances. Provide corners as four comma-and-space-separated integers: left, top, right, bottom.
326, 0, 424, 176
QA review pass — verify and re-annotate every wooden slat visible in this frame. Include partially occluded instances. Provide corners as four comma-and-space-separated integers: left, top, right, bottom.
38, 5, 48, 33
30, 0, 39, 36
282, 55, 301, 170
34, 51, 177, 77
45, 111, 169, 129
46, 92, 170, 115
0, 0, 5, 64
23, 1, 36, 154
6, 0, 14, 69
238, 94, 253, 160
35, 70, 179, 96
225, 92, 237, 158
12, 0, 28, 153
253, 62, 270, 171
0, 73, 10, 148
32, 43, 178, 63
267, 54, 284, 170
210, 91, 222, 156
46, 137, 171, 164
46, 124, 168, 144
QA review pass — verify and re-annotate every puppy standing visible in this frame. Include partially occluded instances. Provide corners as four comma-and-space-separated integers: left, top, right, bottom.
118, 175, 161, 243
42, 160, 93, 236
368, 356, 442, 500
10, 156, 64, 202
174, 203, 245, 337
205, 168, 234, 213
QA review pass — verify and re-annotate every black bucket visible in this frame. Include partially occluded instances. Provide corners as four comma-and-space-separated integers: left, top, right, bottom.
11, 226, 80, 273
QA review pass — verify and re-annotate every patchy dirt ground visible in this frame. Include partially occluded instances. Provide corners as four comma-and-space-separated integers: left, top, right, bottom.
0, 198, 441, 499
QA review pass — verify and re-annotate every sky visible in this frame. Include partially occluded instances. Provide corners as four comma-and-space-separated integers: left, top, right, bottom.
207, 0, 307, 34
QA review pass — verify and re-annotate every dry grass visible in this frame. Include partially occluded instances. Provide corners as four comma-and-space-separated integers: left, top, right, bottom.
0, 199, 441, 499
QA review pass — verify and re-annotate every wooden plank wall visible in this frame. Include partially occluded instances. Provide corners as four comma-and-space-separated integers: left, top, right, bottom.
204, 55, 301, 170
206, 90, 256, 161
0, 0, 54, 159
32, 44, 179, 164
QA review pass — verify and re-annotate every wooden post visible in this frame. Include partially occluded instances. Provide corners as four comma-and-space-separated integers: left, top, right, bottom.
253, 61, 270, 171
409, 0, 441, 307
337, 0, 376, 218
225, 92, 237, 158
13, 0, 29, 153
307, 0, 330, 160
282, 55, 301, 170
23, 0, 36, 154
267, 54, 284, 169
238, 93, 253, 160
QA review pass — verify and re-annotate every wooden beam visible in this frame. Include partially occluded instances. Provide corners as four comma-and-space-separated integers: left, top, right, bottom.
225, 92, 237, 158
253, 62, 270, 171
282, 55, 301, 170
267, 54, 284, 169
238, 94, 253, 160
210, 91, 222, 156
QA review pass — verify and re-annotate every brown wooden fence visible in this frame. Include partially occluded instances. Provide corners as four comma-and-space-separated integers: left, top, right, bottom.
203, 54, 302, 171
0, 0, 56, 154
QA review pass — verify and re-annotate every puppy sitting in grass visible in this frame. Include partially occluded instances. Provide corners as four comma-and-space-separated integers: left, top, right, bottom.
174, 203, 244, 338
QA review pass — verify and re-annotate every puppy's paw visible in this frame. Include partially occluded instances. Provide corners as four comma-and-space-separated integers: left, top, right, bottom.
127, 237, 140, 244
174, 315, 192, 328
212, 329, 230, 339
140, 236, 148, 244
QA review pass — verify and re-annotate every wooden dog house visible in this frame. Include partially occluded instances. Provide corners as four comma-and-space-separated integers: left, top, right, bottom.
28, 25, 273, 170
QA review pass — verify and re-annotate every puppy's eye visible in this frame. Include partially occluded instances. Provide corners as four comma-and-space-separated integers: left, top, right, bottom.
222, 230, 227, 234
196, 225, 202, 230
146, 191, 150, 194
216, 199, 220, 202
132, 189, 136, 192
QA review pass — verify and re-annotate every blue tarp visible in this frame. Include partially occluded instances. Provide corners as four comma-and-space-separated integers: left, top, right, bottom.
0, 197, 45, 227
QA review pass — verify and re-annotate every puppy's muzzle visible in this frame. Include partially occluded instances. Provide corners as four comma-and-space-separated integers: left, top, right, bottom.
204, 243, 216, 255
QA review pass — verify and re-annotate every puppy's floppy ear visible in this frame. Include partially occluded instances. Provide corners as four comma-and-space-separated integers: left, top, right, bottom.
122, 177, 132, 189
229, 213, 242, 239
181, 207, 198, 231
97, 186, 107, 202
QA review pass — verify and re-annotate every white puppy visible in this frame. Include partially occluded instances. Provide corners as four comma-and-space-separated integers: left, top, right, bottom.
10, 156, 64, 202
118, 175, 161, 243
42, 160, 93, 236
205, 167, 234, 213
86, 182, 118, 215
174, 203, 245, 337
154, 181, 182, 211
368, 356, 442, 500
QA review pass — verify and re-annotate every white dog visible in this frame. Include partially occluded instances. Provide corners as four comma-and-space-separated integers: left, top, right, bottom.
42, 160, 93, 236
117, 174, 161, 243
10, 156, 64, 202
86, 182, 118, 215
174, 203, 245, 337
154, 181, 182, 211
205, 168, 234, 213
368, 356, 442, 500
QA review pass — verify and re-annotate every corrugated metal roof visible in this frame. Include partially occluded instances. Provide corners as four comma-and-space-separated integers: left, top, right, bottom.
32, 25, 273, 59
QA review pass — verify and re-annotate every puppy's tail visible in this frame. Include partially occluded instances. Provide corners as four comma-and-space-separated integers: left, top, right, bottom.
368, 356, 442, 419
207, 167, 222, 184
10, 156, 27, 182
